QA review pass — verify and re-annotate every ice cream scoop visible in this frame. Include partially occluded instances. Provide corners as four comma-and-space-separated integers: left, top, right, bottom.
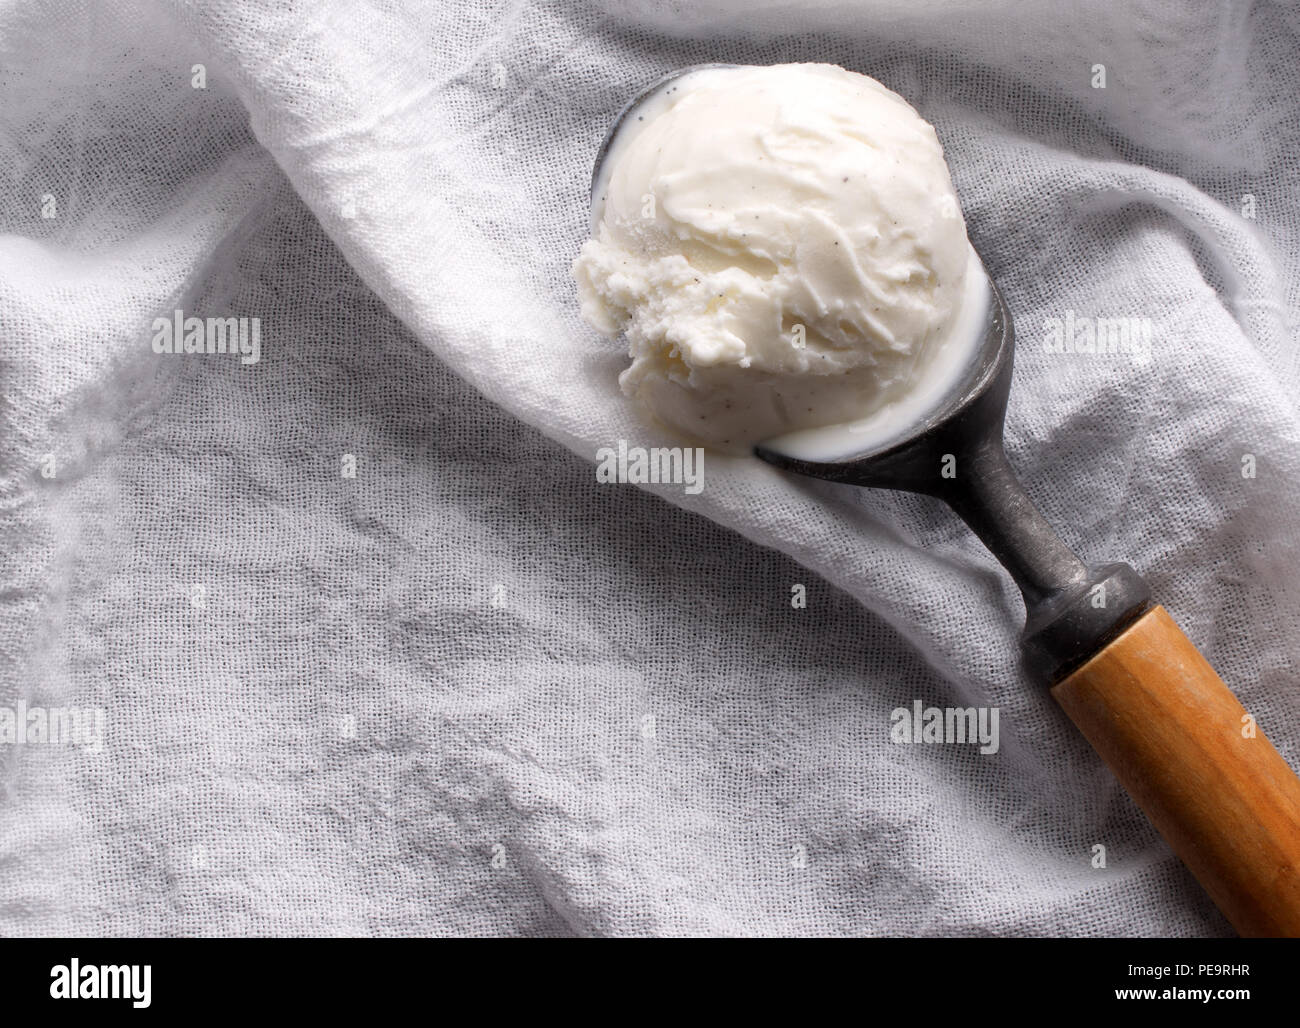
580, 64, 1300, 937
574, 63, 982, 454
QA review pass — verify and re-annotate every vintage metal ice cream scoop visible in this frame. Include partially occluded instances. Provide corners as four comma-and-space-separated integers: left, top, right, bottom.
588, 66, 1300, 937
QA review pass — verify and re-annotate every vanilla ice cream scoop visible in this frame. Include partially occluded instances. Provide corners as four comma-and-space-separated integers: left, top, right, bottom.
573, 62, 983, 453
571, 65, 1300, 940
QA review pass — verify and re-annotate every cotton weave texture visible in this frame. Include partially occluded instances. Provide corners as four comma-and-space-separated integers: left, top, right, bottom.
2, 0, 1297, 937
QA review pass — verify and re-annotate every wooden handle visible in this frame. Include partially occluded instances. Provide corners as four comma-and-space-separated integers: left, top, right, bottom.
1052, 605, 1300, 937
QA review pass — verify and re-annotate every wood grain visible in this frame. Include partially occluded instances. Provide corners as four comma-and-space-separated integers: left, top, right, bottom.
1052, 605, 1300, 937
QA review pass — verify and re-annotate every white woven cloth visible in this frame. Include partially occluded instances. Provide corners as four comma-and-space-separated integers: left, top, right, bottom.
2, 0, 1297, 937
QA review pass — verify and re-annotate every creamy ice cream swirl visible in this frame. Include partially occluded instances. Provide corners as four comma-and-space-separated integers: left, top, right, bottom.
574, 62, 975, 454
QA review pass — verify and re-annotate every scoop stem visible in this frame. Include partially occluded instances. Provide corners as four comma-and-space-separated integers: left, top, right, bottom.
938, 436, 1088, 607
